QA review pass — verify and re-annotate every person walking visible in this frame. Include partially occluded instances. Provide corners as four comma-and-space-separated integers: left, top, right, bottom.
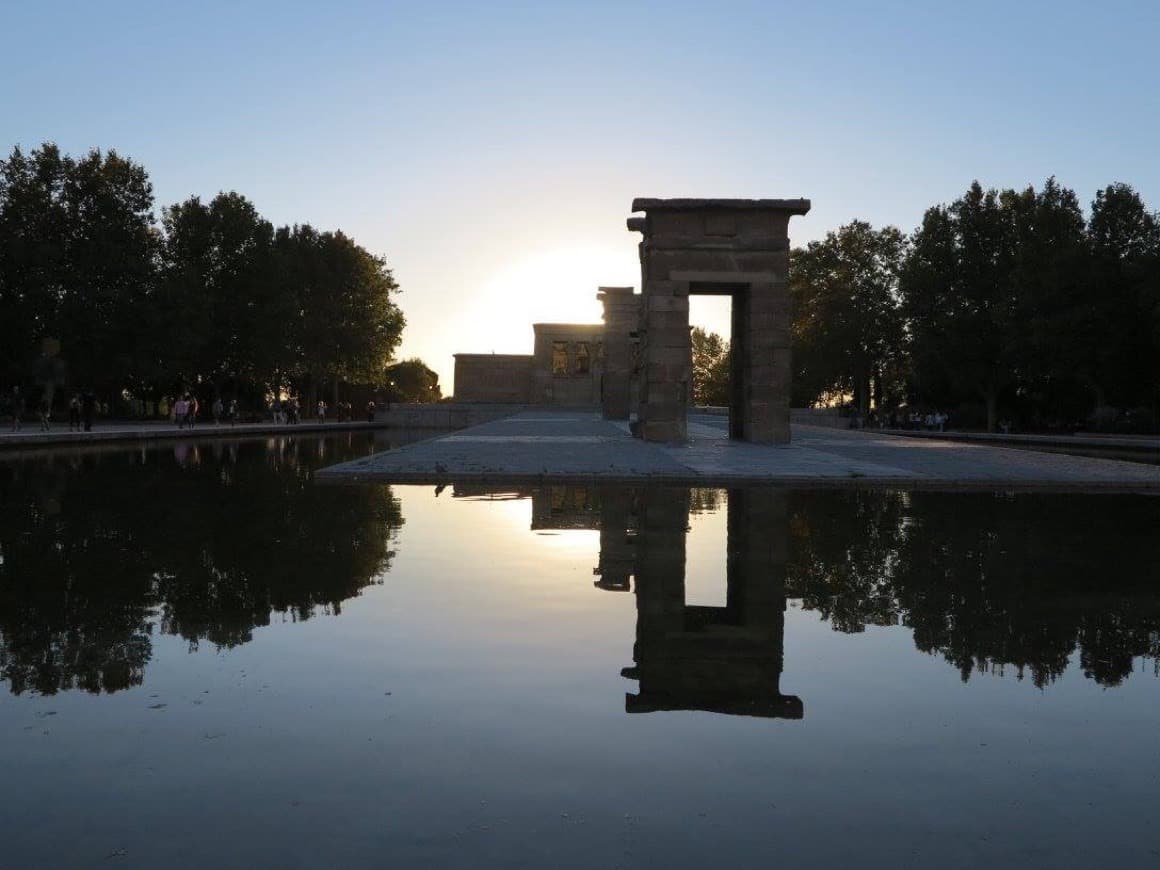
81, 392, 95, 432
68, 394, 81, 430
212, 397, 223, 425
187, 396, 199, 428
365, 400, 376, 423
316, 400, 326, 423
174, 395, 188, 429
38, 395, 50, 431
228, 398, 238, 425
9, 387, 25, 431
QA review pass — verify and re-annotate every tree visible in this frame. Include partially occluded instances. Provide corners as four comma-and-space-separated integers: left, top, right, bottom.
998, 178, 1089, 425
0, 144, 157, 399
790, 221, 907, 412
1082, 184, 1160, 414
289, 226, 406, 404
158, 192, 279, 396
901, 182, 1021, 431
690, 327, 730, 406
385, 358, 441, 403
0, 144, 69, 383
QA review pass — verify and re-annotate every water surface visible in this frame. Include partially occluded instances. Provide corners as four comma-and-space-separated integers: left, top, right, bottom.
1, 435, 1158, 869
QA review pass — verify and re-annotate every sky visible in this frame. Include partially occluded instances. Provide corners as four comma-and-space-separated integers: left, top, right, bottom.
3, 0, 1159, 391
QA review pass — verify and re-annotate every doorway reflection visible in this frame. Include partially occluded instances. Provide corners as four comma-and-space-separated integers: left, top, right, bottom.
455, 484, 804, 720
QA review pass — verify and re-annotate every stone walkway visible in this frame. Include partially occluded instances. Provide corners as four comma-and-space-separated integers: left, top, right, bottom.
318, 411, 1160, 490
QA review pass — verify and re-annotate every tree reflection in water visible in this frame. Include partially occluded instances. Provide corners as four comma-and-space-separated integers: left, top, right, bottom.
3, 454, 1157, 702
0, 434, 402, 695
785, 490, 1160, 687
463, 484, 1160, 708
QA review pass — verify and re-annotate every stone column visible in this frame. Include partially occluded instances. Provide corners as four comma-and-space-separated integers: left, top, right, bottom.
741, 273, 792, 443
598, 287, 637, 420
638, 281, 690, 442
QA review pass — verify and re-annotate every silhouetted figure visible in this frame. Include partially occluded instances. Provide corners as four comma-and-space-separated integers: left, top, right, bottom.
9, 387, 24, 431
81, 392, 95, 432
68, 394, 81, 430
38, 395, 50, 431
366, 400, 376, 423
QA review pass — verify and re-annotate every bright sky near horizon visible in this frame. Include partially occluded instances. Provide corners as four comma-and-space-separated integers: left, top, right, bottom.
4, 1, 1159, 391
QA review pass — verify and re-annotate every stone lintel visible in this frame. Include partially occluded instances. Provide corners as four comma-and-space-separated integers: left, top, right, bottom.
454, 353, 532, 361
669, 270, 779, 285
645, 237, 791, 253
632, 198, 811, 215
532, 323, 604, 334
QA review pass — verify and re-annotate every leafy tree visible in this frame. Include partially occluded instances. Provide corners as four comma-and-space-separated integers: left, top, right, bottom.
0, 144, 69, 383
998, 178, 1089, 424
0, 144, 156, 400
1082, 184, 1160, 413
158, 192, 279, 395
294, 228, 405, 404
790, 221, 907, 412
690, 327, 730, 406
901, 182, 1022, 431
385, 358, 442, 403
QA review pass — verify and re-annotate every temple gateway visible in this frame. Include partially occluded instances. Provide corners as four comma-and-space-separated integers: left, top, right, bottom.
452, 198, 810, 443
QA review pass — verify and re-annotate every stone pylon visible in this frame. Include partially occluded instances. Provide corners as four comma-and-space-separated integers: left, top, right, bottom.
628, 198, 810, 443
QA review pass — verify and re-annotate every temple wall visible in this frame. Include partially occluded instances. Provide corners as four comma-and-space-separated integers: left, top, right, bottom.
530, 324, 604, 407
453, 354, 533, 403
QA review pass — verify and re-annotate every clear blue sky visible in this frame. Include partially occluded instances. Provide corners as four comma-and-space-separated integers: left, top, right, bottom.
4, 0, 1158, 390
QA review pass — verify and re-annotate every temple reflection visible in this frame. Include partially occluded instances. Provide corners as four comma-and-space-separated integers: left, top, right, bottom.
454, 484, 804, 720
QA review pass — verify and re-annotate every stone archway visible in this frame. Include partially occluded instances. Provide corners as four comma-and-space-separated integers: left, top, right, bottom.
627, 198, 810, 443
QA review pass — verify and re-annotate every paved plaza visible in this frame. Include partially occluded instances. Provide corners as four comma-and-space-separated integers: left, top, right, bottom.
318, 410, 1160, 490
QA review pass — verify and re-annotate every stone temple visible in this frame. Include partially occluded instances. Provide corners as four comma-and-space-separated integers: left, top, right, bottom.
452, 198, 810, 443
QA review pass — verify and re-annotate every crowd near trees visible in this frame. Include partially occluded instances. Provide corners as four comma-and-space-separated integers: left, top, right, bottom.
0, 143, 417, 419
694, 177, 1159, 432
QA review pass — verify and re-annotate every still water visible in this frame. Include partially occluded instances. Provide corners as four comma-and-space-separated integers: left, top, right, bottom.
1, 434, 1158, 869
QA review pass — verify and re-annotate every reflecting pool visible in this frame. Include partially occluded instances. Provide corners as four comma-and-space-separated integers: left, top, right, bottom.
1, 435, 1158, 869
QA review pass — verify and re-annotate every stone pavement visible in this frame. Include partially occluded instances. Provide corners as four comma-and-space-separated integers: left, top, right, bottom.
318, 410, 1160, 490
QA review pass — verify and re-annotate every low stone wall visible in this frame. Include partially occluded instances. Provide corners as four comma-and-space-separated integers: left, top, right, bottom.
790, 407, 850, 429
375, 403, 526, 429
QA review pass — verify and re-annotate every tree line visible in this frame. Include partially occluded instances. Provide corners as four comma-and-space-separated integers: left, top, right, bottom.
0, 143, 410, 416
696, 178, 1159, 432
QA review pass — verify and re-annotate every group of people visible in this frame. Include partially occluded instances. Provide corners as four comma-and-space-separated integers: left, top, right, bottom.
6, 387, 382, 435
270, 398, 379, 424
852, 408, 950, 432
172, 395, 239, 428
7, 387, 96, 433
270, 398, 302, 424
905, 410, 949, 432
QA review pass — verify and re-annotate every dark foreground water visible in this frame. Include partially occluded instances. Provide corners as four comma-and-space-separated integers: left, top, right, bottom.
1, 435, 1158, 869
